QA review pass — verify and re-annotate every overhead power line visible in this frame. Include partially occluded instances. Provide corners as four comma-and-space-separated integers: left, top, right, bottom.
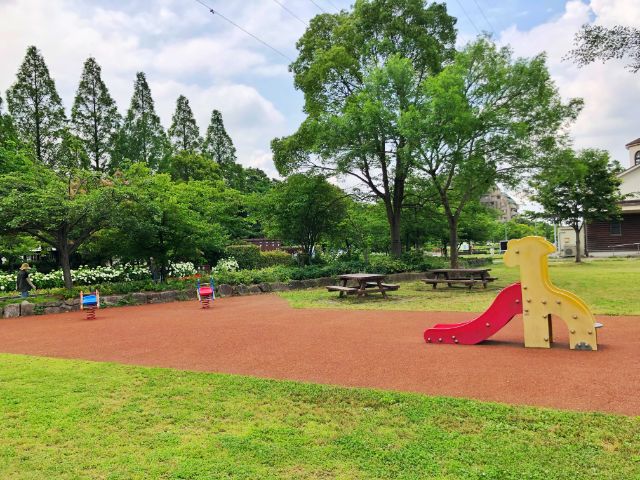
471, 0, 495, 34
271, 0, 308, 26
453, 0, 481, 35
325, 0, 340, 12
194, 0, 294, 62
308, 0, 327, 13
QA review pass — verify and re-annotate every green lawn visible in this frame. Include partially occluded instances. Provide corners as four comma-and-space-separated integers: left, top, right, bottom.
280, 257, 640, 316
0, 354, 638, 479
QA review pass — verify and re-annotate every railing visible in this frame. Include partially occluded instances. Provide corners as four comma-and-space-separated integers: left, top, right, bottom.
608, 242, 640, 256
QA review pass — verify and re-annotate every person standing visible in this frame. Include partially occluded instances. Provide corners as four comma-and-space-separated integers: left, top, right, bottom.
16, 263, 36, 298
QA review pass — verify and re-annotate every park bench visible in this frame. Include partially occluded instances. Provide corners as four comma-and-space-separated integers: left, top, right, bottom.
326, 285, 359, 296
365, 282, 400, 291
327, 274, 400, 298
422, 268, 497, 290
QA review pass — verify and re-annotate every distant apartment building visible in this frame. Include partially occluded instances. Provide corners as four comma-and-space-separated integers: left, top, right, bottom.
480, 187, 519, 222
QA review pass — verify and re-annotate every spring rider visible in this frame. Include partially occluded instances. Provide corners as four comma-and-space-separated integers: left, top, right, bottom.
80, 290, 100, 320
196, 278, 215, 309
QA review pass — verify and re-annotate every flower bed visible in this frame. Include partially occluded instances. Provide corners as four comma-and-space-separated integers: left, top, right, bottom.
0, 262, 196, 292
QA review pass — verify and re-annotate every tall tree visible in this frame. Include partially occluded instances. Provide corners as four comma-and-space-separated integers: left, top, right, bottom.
202, 109, 236, 165
568, 25, 640, 72
111, 164, 227, 280
272, 0, 457, 257
168, 95, 201, 153
71, 57, 121, 172
0, 163, 118, 288
531, 148, 625, 263
6, 46, 66, 166
405, 39, 581, 267
260, 174, 348, 262
115, 72, 169, 171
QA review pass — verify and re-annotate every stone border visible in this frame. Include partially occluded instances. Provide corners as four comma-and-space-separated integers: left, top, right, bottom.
1, 272, 428, 318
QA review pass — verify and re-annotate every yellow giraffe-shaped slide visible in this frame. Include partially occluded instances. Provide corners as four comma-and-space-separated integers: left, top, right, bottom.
503, 236, 599, 350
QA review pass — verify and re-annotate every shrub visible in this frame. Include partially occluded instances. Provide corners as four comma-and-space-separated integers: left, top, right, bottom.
257, 250, 294, 268
213, 257, 240, 274
225, 244, 261, 269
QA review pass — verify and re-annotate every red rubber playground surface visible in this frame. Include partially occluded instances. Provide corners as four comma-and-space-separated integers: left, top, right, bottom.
1, 294, 639, 416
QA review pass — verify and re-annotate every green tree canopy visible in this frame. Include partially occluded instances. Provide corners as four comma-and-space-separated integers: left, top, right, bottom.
115, 72, 170, 171
168, 95, 201, 153
405, 39, 581, 267
167, 150, 221, 183
6, 46, 67, 166
530, 148, 625, 262
272, 0, 457, 257
111, 164, 227, 278
260, 174, 348, 262
71, 57, 122, 172
203, 109, 236, 165
0, 162, 118, 288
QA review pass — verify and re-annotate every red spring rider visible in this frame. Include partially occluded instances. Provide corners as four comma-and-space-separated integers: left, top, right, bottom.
80, 290, 100, 320
197, 278, 215, 309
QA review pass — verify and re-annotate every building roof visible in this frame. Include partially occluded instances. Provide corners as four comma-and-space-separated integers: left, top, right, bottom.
619, 162, 640, 177
625, 137, 640, 148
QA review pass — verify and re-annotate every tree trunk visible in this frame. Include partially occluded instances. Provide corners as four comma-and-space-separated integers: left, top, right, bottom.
448, 216, 459, 268
387, 208, 402, 258
58, 241, 73, 289
574, 225, 582, 263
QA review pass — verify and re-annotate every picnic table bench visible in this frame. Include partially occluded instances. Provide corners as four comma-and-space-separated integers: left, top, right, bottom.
327, 274, 400, 298
422, 268, 497, 290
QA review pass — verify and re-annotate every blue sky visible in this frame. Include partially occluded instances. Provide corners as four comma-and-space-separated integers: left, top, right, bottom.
1, 0, 638, 190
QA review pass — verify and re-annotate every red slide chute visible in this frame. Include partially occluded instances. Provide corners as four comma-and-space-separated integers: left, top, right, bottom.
424, 283, 523, 345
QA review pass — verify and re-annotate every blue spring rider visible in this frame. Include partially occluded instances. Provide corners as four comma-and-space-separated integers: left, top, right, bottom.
80, 290, 100, 320
196, 278, 215, 309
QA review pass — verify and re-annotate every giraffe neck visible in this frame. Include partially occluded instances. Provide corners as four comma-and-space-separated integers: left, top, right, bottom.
518, 255, 548, 290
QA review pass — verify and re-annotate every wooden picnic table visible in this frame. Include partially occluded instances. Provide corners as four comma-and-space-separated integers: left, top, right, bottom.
422, 268, 496, 290
326, 273, 399, 298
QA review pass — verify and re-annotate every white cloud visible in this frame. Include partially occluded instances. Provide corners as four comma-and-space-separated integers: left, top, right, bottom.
498, 0, 640, 169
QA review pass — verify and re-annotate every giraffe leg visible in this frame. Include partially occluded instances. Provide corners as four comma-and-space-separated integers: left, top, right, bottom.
523, 313, 552, 348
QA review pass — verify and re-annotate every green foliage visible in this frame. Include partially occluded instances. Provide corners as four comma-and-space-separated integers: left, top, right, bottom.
202, 109, 236, 166
0, 162, 118, 288
256, 250, 294, 268
224, 244, 262, 269
0, 100, 33, 174
110, 164, 227, 275
405, 38, 582, 267
166, 150, 221, 183
531, 148, 624, 261
70, 57, 121, 172
259, 174, 348, 260
114, 72, 170, 171
6, 46, 67, 166
274, 0, 457, 256
168, 95, 201, 153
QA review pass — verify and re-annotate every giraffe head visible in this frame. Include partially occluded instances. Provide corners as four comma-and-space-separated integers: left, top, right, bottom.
503, 236, 556, 267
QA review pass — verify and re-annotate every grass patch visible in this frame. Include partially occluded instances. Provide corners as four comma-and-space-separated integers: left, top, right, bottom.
0, 354, 638, 479
0, 295, 61, 309
280, 257, 640, 316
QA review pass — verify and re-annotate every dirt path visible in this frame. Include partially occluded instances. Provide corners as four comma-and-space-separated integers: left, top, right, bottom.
1, 295, 638, 415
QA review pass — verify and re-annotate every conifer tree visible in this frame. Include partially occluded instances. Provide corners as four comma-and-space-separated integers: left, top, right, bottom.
71, 57, 121, 172
6, 46, 66, 166
168, 95, 201, 153
116, 72, 169, 171
202, 109, 236, 165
